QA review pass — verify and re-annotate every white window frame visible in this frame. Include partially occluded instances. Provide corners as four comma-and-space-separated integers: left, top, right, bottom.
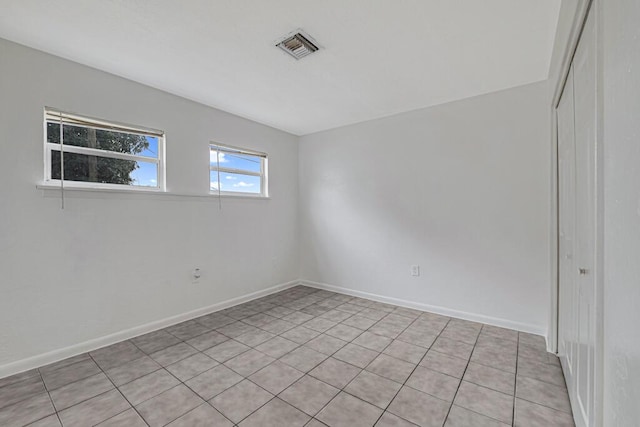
44, 108, 166, 191
209, 142, 268, 198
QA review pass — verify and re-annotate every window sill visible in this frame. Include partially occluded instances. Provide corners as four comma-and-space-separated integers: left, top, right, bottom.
36, 183, 270, 200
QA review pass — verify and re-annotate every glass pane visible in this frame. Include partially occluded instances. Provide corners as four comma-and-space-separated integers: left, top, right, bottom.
51, 151, 158, 187
209, 148, 261, 173
47, 122, 157, 159
210, 171, 262, 194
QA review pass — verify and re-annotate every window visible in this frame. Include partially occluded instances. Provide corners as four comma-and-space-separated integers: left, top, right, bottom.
44, 109, 165, 190
209, 143, 267, 197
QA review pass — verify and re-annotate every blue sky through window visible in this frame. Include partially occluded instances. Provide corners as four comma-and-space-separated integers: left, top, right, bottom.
131, 136, 159, 187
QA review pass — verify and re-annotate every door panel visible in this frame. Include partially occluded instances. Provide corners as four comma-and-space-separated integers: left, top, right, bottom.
557, 5, 598, 427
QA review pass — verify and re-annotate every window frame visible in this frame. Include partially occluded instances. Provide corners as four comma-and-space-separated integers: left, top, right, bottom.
209, 142, 268, 198
43, 108, 166, 192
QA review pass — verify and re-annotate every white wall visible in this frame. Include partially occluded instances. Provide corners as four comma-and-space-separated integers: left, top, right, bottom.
602, 0, 640, 424
299, 81, 551, 334
0, 39, 299, 370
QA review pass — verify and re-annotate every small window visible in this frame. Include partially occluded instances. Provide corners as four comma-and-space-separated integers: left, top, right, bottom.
44, 109, 165, 190
209, 143, 267, 197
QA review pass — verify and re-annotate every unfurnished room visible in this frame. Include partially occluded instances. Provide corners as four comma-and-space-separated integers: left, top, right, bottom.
0, 1, 638, 426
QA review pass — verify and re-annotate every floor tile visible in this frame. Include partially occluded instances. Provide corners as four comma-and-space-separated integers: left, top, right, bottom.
186, 330, 229, 351
210, 380, 273, 423
0, 392, 55, 427
96, 408, 147, 426
50, 372, 114, 411
27, 414, 63, 427
309, 357, 361, 389
431, 337, 474, 361
439, 324, 480, 345
149, 342, 198, 367
453, 381, 513, 425
249, 361, 304, 394
516, 376, 572, 413
476, 335, 518, 353
91, 341, 145, 371
344, 370, 402, 409
359, 308, 389, 321
136, 385, 203, 427
316, 392, 383, 427
118, 369, 180, 406
352, 331, 393, 352
396, 329, 438, 349
383, 340, 427, 364
204, 339, 250, 362
480, 325, 519, 342
333, 343, 379, 368
342, 314, 378, 330
38, 355, 90, 376
243, 313, 278, 328
463, 362, 515, 395
419, 351, 468, 378
104, 356, 161, 387
444, 405, 510, 427
518, 333, 547, 350
406, 367, 460, 402
514, 398, 575, 427
185, 365, 243, 400
224, 349, 275, 376
58, 389, 130, 427
280, 375, 339, 416
256, 336, 300, 358
0, 375, 47, 409
282, 311, 315, 325
375, 411, 419, 426
217, 322, 259, 338
131, 330, 181, 354
517, 359, 566, 388
261, 319, 298, 335
281, 326, 322, 344
195, 313, 236, 330
393, 307, 423, 319
41, 359, 100, 391
166, 403, 233, 427
366, 354, 416, 383
325, 324, 363, 341
368, 322, 406, 339
235, 329, 276, 347
238, 398, 310, 427
264, 306, 295, 319
305, 334, 348, 355
335, 303, 365, 314
303, 318, 338, 333
387, 386, 449, 427
279, 346, 329, 372
0, 369, 39, 390
166, 353, 219, 382
471, 345, 517, 373
319, 309, 353, 322
166, 321, 211, 341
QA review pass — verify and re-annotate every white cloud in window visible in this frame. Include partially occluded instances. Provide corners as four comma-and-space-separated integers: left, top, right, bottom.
233, 181, 254, 187
210, 181, 223, 190
149, 179, 157, 184
225, 175, 237, 180
210, 150, 228, 164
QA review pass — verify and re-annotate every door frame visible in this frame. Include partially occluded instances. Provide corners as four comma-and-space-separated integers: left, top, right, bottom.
550, 0, 604, 426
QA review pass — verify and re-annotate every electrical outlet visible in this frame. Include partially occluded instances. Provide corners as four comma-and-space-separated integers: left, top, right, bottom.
411, 265, 420, 276
192, 268, 201, 283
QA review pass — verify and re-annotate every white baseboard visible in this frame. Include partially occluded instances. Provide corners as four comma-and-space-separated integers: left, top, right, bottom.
0, 280, 301, 380
300, 280, 547, 337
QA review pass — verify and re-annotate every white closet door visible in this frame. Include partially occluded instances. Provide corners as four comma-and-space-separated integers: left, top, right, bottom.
557, 64, 577, 384
557, 5, 598, 427
572, 6, 598, 426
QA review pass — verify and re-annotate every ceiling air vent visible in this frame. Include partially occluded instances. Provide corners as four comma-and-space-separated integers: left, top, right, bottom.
276, 30, 320, 60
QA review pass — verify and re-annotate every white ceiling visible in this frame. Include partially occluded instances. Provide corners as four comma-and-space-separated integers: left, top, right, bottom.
0, 1, 561, 135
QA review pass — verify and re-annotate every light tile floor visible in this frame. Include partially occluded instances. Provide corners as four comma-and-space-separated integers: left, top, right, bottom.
0, 286, 575, 427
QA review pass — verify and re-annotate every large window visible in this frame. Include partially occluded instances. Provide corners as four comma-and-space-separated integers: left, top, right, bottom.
45, 109, 165, 190
209, 143, 267, 197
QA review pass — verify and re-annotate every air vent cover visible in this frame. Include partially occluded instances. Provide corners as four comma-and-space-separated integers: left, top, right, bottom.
276, 30, 320, 60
